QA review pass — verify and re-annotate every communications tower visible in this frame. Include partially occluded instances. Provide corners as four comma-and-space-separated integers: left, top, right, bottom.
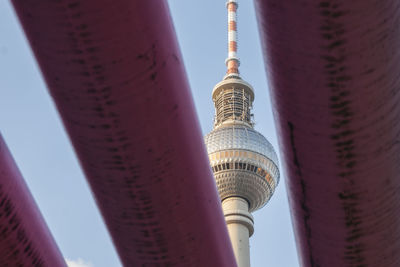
204, 1, 280, 266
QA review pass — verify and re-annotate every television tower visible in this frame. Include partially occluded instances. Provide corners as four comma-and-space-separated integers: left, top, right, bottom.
204, 1, 280, 266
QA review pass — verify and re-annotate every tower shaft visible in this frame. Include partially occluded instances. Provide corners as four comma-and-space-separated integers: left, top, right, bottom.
222, 197, 253, 267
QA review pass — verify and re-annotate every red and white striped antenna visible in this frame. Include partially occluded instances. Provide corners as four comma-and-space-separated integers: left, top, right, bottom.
225, 0, 240, 78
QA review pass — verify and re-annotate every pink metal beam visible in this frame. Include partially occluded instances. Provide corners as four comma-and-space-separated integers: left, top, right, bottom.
11, 0, 236, 266
0, 134, 66, 266
255, 0, 400, 266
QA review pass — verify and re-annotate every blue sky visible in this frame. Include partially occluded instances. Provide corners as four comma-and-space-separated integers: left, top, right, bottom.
0, 1, 299, 266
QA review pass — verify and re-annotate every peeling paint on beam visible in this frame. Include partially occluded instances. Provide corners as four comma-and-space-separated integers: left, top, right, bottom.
0, 135, 66, 266
255, 0, 400, 266
10, 0, 237, 266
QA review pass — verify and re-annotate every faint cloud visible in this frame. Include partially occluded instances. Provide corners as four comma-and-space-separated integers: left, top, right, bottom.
66, 258, 93, 267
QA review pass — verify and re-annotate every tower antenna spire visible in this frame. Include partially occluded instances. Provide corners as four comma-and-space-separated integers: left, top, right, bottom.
226, 0, 240, 77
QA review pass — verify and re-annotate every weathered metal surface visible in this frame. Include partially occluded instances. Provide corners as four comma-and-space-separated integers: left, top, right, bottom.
0, 134, 66, 266
255, 0, 400, 266
11, 0, 236, 266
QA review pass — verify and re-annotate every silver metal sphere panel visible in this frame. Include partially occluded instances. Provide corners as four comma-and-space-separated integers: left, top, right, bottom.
214, 170, 273, 212
204, 126, 279, 167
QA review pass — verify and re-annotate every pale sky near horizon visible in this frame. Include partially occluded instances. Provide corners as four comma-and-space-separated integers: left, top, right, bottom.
0, 1, 299, 266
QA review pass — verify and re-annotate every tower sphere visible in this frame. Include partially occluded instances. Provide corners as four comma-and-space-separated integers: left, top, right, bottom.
205, 124, 279, 212
204, 77, 280, 212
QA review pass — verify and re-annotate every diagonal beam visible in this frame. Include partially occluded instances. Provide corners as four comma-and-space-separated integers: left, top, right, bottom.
11, 0, 236, 266
0, 134, 66, 266
255, 0, 400, 266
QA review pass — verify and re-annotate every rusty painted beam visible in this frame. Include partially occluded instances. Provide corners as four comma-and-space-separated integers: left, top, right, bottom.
11, 0, 236, 266
255, 0, 400, 266
0, 134, 66, 266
